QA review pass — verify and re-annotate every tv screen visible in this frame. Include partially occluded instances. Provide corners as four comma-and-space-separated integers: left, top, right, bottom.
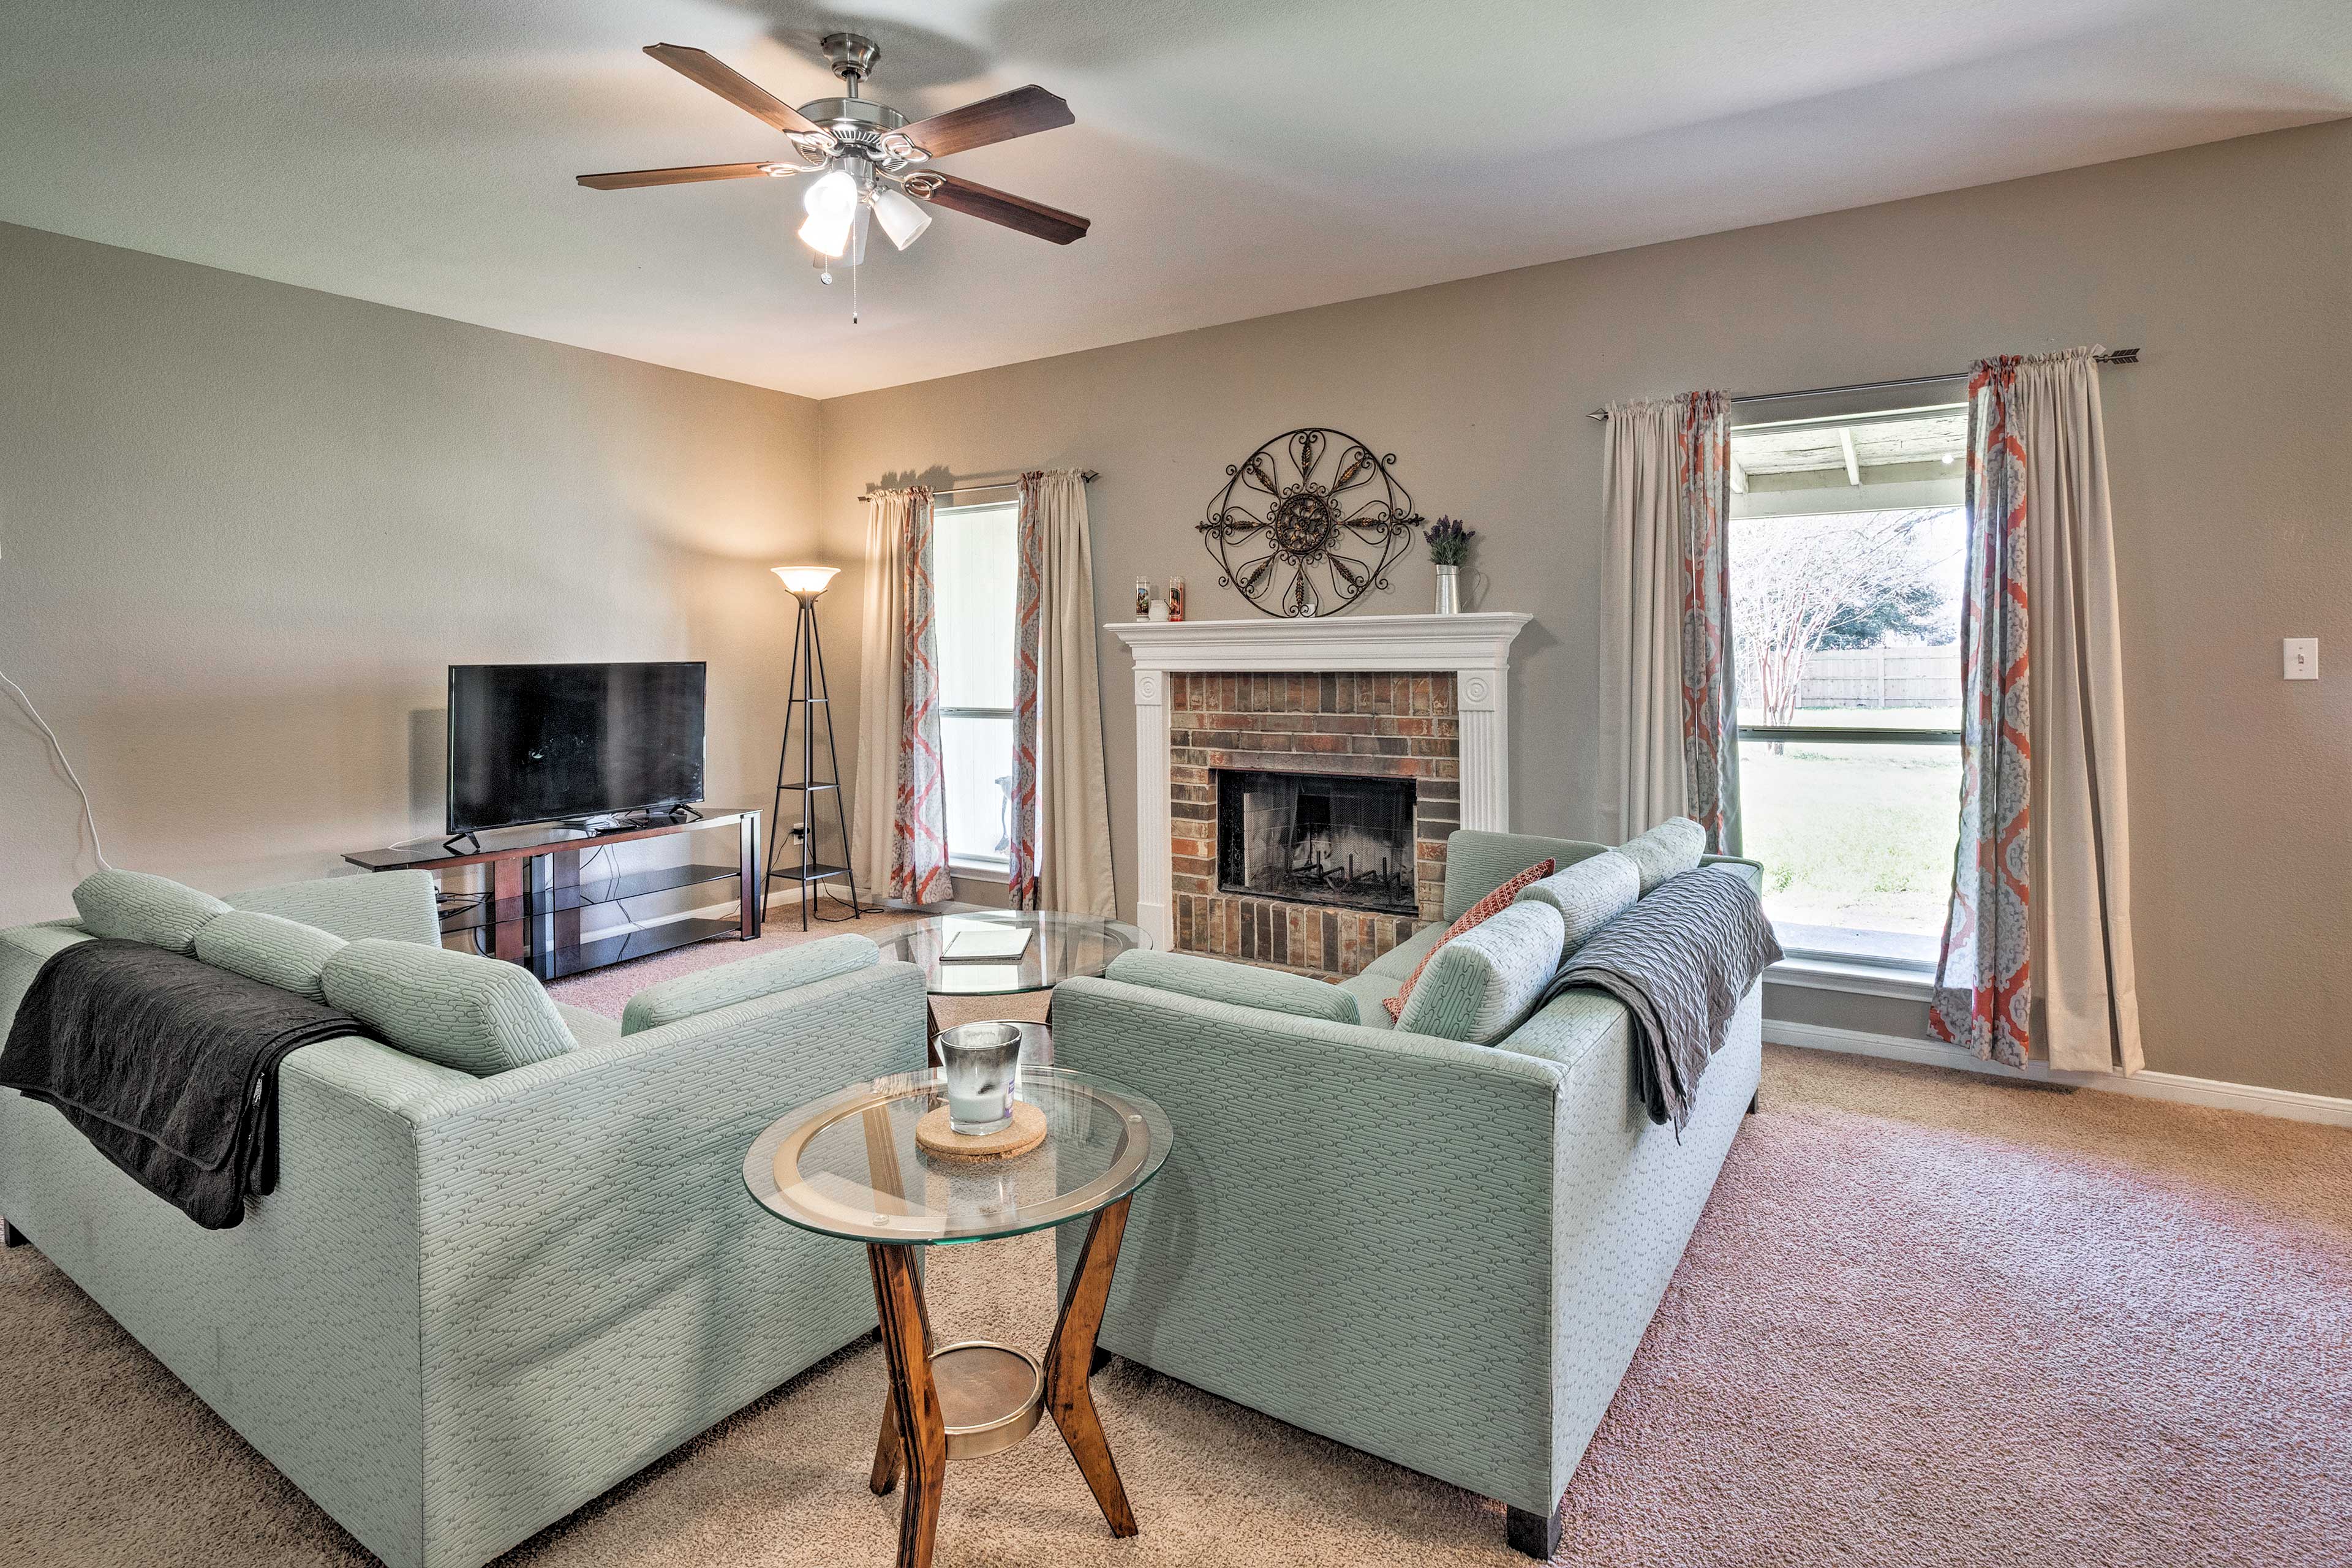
446, 662, 707, 834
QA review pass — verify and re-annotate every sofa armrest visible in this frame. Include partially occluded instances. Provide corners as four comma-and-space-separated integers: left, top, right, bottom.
621, 933, 878, 1033
0, 922, 93, 1030
1048, 974, 1566, 1505
281, 956, 929, 1567
1104, 949, 1363, 1025
1700, 853, 1764, 894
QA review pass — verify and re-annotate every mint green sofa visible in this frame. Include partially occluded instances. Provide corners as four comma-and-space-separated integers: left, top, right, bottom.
0, 870, 928, 1568
1049, 829, 1765, 1557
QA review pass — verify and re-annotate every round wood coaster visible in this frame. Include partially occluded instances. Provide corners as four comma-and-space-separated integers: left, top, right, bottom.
914, 1100, 1047, 1160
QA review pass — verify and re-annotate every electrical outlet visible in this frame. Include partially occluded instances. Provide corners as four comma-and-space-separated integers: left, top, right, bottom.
2285, 638, 2319, 680
790, 821, 807, 842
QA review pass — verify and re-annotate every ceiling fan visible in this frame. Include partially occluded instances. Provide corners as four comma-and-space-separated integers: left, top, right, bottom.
578, 34, 1090, 275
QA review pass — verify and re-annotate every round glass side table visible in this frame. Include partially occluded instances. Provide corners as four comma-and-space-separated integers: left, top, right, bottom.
744, 1066, 1174, 1568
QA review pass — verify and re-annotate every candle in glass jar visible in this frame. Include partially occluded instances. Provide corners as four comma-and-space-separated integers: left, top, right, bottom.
1168, 576, 1186, 622
1134, 576, 1151, 620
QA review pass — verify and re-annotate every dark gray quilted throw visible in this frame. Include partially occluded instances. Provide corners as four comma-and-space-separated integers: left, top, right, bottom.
1537, 865, 1783, 1136
0, 939, 376, 1229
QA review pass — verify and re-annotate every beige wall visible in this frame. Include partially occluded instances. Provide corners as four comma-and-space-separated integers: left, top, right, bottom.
0, 221, 820, 927
812, 122, 2352, 1099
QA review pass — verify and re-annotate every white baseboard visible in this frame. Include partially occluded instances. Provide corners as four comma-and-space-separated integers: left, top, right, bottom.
1765, 1019, 2352, 1129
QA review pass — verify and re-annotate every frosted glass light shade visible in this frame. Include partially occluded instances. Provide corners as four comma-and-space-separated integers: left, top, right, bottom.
798, 205, 854, 258
871, 185, 932, 250
774, 566, 840, 598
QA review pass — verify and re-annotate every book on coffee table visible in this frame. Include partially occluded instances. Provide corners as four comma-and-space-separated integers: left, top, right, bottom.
941, 927, 1035, 962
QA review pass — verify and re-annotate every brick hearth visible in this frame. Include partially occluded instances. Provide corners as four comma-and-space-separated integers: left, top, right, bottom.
1167, 671, 1460, 977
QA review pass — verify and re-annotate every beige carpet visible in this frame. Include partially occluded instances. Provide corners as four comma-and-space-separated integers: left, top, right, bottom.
4, 920, 2349, 1566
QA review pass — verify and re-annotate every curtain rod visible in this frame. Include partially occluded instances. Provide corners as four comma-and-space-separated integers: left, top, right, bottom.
855, 470, 1099, 502
1583, 349, 2140, 421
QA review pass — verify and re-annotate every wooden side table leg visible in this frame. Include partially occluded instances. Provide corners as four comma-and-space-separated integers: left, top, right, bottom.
868, 1243, 945, 1568
869, 1388, 902, 1495
1042, 1196, 1139, 1537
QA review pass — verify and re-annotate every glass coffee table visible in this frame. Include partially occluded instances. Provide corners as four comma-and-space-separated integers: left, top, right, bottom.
872, 911, 1150, 1058
744, 1066, 1174, 1568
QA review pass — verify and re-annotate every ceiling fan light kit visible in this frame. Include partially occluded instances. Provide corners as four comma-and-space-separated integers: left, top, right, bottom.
578, 32, 1089, 314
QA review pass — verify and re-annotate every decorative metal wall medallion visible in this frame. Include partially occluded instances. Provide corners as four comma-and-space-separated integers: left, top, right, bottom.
1197, 428, 1419, 617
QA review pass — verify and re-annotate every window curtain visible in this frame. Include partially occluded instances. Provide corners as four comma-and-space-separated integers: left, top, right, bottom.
853, 485, 952, 905
1932, 349, 2141, 1074
1599, 391, 1741, 851
1008, 469, 1117, 916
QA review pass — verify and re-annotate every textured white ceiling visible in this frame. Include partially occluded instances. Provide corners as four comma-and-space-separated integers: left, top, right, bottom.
2, 1, 2346, 398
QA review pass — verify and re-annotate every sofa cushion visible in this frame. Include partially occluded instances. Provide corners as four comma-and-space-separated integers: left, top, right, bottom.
1387, 858, 1555, 1020
621, 935, 880, 1035
1393, 900, 1567, 1044
1619, 816, 1706, 894
1365, 921, 1446, 982
230, 870, 442, 947
321, 938, 576, 1075
1517, 850, 1642, 957
1336, 971, 1401, 1033
72, 870, 232, 954
1107, 950, 1360, 1027
554, 1001, 624, 1050
192, 910, 347, 1004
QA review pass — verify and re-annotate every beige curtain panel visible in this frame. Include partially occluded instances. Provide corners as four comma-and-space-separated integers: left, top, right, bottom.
1028, 470, 1118, 917
2016, 350, 2143, 1074
1599, 398, 1697, 842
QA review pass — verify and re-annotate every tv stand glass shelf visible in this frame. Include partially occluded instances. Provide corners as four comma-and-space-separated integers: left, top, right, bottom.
345, 807, 764, 981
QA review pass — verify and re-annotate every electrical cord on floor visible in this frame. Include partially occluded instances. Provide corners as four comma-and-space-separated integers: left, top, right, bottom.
1, 668, 113, 871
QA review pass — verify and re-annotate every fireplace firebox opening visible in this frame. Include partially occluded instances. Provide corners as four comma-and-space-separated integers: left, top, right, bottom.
1216, 769, 1417, 916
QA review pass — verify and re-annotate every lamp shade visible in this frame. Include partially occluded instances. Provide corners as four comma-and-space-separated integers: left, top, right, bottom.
773, 566, 840, 597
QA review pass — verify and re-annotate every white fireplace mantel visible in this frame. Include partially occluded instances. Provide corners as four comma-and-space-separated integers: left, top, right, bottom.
1107, 612, 1532, 951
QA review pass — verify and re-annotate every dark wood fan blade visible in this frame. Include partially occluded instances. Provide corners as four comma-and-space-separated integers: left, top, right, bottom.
576, 162, 778, 190
916, 173, 1090, 243
644, 43, 823, 137
895, 85, 1072, 159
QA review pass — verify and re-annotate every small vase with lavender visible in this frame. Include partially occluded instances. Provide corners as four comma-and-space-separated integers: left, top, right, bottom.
1425, 516, 1474, 614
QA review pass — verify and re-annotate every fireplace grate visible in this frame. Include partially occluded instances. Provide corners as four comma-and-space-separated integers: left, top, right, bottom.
1215, 769, 1417, 916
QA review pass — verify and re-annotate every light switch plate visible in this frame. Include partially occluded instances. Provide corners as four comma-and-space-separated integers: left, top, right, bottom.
2284, 638, 2319, 680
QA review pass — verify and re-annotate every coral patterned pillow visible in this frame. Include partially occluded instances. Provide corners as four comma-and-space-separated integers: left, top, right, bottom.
1384, 858, 1555, 1020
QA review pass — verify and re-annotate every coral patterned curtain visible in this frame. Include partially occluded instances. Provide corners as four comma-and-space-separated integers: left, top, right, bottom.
1676, 391, 1741, 854
1932, 360, 2033, 1065
1007, 474, 1046, 907
852, 486, 951, 905
1932, 349, 2141, 1074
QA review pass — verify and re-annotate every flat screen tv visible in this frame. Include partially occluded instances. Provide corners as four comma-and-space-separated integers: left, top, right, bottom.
446, 662, 707, 834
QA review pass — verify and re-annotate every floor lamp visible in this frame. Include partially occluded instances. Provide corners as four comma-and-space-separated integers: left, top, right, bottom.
767, 567, 862, 929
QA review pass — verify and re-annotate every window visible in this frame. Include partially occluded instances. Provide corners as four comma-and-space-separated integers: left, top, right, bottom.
1729, 404, 1967, 968
932, 500, 1019, 871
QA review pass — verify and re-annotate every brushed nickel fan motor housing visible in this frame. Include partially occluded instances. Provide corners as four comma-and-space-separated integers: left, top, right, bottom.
822, 31, 881, 86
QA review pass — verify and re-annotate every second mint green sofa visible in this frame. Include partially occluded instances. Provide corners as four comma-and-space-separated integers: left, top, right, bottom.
1049, 828, 1766, 1557
0, 869, 927, 1568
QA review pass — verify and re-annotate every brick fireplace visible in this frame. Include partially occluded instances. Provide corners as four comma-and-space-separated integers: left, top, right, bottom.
1167, 672, 1457, 974
1112, 612, 1532, 980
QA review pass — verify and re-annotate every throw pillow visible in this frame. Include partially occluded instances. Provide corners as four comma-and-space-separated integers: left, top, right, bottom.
1384, 856, 1555, 1020
623, 935, 880, 1035
1618, 816, 1706, 894
1393, 900, 1567, 1044
72, 869, 233, 955
322, 939, 576, 1076
193, 910, 348, 1004
1517, 851, 1642, 957
1107, 950, 1361, 1027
